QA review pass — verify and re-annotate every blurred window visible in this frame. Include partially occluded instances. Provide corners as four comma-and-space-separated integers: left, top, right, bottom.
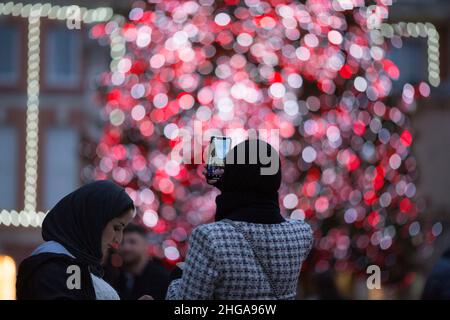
43, 127, 79, 210
388, 38, 428, 88
45, 25, 81, 88
0, 25, 20, 84
0, 127, 18, 209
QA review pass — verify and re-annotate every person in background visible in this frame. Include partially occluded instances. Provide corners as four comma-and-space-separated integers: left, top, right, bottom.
422, 247, 450, 299
314, 269, 346, 300
111, 224, 170, 300
16, 180, 135, 300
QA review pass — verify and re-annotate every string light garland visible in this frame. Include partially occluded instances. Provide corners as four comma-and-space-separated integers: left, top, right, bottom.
0, 2, 113, 22
0, 209, 47, 227
0, 2, 114, 227
23, 9, 40, 212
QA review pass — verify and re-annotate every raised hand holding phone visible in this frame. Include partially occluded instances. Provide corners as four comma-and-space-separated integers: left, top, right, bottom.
204, 136, 231, 185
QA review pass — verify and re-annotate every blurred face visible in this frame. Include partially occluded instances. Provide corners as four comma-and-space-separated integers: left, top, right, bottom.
120, 231, 148, 266
101, 209, 135, 259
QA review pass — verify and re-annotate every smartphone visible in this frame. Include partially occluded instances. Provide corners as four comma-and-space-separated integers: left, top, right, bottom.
206, 136, 231, 181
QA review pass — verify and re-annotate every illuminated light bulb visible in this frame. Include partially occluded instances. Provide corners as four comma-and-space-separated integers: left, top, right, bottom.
283, 194, 299, 209
164, 246, 180, 261
143, 210, 158, 227
214, 12, 230, 26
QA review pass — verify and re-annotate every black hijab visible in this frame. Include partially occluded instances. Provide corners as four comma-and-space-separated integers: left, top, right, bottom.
42, 180, 134, 276
215, 139, 285, 224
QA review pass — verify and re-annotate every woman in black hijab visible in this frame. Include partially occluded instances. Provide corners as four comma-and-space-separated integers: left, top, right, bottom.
166, 139, 313, 300
213, 138, 285, 224
16, 180, 135, 300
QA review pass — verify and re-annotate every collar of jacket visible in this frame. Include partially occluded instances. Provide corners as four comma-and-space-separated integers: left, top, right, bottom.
220, 206, 286, 224
215, 190, 286, 224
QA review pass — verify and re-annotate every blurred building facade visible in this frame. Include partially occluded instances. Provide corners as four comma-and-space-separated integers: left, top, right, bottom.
0, 0, 449, 299
0, 0, 125, 298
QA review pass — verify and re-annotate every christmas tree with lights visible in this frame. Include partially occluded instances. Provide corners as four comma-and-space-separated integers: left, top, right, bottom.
89, 0, 436, 294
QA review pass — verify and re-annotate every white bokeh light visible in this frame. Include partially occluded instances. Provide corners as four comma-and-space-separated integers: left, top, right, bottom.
302, 146, 317, 163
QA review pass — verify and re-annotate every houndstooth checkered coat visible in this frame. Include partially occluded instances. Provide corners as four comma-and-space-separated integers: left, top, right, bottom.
166, 219, 313, 300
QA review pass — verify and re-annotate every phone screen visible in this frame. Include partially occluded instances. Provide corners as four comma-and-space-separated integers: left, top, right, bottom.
206, 136, 231, 180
